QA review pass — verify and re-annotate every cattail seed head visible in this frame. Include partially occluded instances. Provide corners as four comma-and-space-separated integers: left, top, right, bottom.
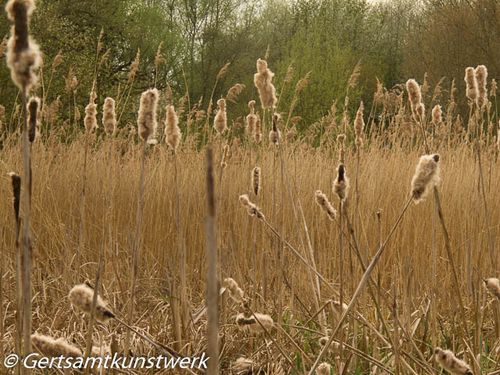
8, 172, 21, 222
239, 194, 265, 219
316, 362, 332, 375
236, 312, 274, 333
432, 104, 442, 126
484, 278, 500, 299
333, 164, 349, 202
354, 102, 365, 147
164, 104, 181, 151
475, 65, 488, 108
254, 58, 277, 109
415, 102, 425, 122
434, 347, 473, 375
464, 67, 478, 103
245, 100, 257, 137
490, 79, 497, 97
68, 284, 115, 323
223, 277, 245, 303
5, 0, 42, 90
406, 79, 422, 109
252, 166, 261, 196
231, 357, 255, 374
269, 113, 281, 145
128, 49, 140, 82
137, 88, 159, 144
102, 97, 117, 136
84, 88, 98, 133
315, 190, 337, 221
27, 96, 40, 142
213, 98, 227, 134
411, 154, 440, 203
254, 117, 262, 144
31, 333, 82, 358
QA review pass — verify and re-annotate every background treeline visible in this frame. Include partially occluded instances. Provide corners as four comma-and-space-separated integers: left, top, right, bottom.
0, 0, 499, 131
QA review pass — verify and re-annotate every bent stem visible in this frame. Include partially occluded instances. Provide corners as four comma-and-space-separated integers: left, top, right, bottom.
308, 196, 413, 374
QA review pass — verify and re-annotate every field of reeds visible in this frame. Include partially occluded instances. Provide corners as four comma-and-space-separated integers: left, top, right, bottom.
1, 0, 500, 374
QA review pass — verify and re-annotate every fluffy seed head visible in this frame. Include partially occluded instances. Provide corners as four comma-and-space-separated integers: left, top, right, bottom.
316, 362, 332, 375
239, 194, 265, 219
406, 79, 422, 109
464, 67, 478, 102
5, 0, 41, 90
434, 347, 473, 375
475, 65, 488, 108
254, 58, 277, 109
164, 104, 181, 151
432, 104, 442, 126
246, 100, 257, 136
333, 164, 349, 201
137, 88, 159, 143
315, 190, 337, 221
254, 117, 262, 144
213, 98, 227, 134
236, 312, 274, 333
411, 154, 440, 203
354, 102, 365, 147
269, 113, 281, 145
102, 97, 117, 136
84, 98, 98, 133
231, 357, 255, 374
484, 278, 500, 299
68, 284, 115, 323
223, 277, 245, 303
27, 96, 40, 142
252, 166, 261, 196
31, 333, 82, 358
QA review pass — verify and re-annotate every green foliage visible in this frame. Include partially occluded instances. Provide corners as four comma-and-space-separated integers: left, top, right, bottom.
0, 0, 497, 134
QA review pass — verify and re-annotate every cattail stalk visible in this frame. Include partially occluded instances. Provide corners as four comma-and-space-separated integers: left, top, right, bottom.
205, 147, 219, 375
308, 196, 414, 374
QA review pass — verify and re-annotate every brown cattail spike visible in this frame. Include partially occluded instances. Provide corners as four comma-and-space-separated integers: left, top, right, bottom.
252, 167, 261, 196
8, 172, 21, 223
27, 96, 40, 142
269, 113, 281, 145
333, 164, 349, 202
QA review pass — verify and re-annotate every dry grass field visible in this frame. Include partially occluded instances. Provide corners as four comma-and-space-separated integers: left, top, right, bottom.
1, 0, 500, 374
